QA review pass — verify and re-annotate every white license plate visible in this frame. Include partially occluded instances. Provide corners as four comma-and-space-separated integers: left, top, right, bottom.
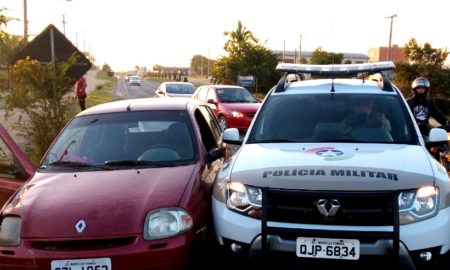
296, 237, 360, 260
51, 258, 111, 270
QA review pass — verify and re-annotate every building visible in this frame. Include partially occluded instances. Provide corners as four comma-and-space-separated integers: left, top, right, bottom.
368, 45, 406, 63
272, 50, 369, 64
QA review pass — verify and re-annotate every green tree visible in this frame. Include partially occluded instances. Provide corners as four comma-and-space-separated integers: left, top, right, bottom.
310, 47, 344, 64
1, 55, 78, 164
102, 63, 111, 72
0, 7, 15, 28
211, 21, 280, 93
190, 54, 214, 76
393, 39, 450, 99
0, 31, 24, 65
404, 38, 448, 67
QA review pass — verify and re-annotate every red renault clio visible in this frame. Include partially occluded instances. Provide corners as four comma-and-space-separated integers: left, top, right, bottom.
0, 98, 228, 270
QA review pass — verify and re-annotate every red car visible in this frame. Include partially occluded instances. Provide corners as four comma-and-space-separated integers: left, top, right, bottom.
192, 85, 261, 131
0, 98, 228, 270
0, 124, 34, 206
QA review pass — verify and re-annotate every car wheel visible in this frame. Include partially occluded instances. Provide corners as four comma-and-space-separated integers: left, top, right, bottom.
218, 116, 228, 130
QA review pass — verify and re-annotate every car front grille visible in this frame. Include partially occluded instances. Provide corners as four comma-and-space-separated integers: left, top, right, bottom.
265, 189, 394, 226
30, 236, 136, 251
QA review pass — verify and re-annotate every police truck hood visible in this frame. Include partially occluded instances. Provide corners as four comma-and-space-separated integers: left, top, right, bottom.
230, 143, 435, 190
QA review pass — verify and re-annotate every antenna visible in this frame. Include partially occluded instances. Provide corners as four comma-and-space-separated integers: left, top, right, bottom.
330, 52, 335, 92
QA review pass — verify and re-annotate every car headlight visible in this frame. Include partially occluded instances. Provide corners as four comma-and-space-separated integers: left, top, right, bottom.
144, 208, 193, 240
226, 182, 262, 218
0, 216, 21, 246
399, 186, 439, 224
229, 111, 244, 118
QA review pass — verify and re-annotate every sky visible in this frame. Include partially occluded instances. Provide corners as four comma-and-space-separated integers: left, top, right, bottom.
2, 0, 449, 72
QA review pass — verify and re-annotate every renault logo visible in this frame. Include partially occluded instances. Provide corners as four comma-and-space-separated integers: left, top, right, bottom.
75, 220, 86, 233
316, 199, 340, 219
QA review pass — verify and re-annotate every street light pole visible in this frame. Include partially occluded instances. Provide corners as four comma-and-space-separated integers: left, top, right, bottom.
385, 14, 397, 61
23, 0, 28, 43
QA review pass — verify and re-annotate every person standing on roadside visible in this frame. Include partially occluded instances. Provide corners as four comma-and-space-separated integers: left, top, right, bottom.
75, 76, 87, 111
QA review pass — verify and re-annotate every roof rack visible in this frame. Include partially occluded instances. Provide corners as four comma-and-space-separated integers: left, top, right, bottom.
274, 61, 395, 93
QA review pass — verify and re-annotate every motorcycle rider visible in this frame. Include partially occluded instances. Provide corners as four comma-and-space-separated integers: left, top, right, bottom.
407, 77, 449, 136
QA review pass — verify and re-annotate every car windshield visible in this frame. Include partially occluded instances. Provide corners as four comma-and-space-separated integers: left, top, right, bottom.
247, 93, 417, 144
41, 111, 196, 171
166, 84, 196, 94
217, 88, 258, 103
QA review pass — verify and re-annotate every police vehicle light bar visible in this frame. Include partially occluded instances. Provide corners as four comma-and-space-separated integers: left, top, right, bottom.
276, 61, 395, 75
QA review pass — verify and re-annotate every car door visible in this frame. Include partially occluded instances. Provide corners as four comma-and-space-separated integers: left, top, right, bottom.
0, 124, 34, 206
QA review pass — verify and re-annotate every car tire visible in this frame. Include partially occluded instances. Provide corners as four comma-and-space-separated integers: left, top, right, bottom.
218, 116, 228, 130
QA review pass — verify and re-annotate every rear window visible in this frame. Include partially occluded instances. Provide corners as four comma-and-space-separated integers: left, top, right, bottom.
166, 84, 195, 94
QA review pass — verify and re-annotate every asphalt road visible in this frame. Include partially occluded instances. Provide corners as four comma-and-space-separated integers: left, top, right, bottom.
113, 78, 159, 100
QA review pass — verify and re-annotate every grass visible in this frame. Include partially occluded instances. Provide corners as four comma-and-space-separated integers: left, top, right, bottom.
86, 85, 114, 108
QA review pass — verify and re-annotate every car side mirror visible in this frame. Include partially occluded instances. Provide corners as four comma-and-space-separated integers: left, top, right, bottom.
207, 98, 217, 105
426, 128, 449, 151
428, 128, 448, 143
223, 128, 242, 145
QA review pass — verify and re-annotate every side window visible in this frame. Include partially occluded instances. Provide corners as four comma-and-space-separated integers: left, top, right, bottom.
0, 139, 27, 181
194, 108, 218, 153
201, 105, 222, 138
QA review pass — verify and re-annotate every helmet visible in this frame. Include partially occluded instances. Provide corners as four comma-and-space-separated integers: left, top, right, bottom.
412, 77, 430, 90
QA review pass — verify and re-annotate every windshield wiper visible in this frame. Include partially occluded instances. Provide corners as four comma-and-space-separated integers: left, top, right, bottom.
257, 139, 300, 143
103, 159, 176, 167
44, 161, 113, 170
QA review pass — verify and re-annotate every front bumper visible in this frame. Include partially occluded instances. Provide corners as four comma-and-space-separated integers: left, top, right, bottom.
212, 196, 450, 269
0, 232, 197, 270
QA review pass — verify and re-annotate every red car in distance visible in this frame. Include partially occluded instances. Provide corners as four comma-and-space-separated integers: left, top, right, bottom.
0, 124, 34, 206
192, 85, 261, 132
0, 98, 228, 270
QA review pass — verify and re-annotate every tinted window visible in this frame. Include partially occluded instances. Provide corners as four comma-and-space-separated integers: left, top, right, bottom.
166, 84, 196, 94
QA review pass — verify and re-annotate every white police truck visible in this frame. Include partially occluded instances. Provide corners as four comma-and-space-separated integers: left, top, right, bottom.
212, 62, 450, 269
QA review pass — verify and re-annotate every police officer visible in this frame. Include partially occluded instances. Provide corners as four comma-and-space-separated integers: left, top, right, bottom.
407, 77, 449, 135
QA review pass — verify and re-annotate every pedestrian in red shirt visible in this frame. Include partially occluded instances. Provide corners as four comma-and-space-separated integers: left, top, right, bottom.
75, 76, 87, 111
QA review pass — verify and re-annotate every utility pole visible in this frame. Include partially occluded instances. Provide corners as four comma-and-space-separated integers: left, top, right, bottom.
23, 0, 28, 43
385, 14, 397, 61
74, 32, 78, 47
283, 40, 286, 62
299, 35, 302, 63
62, 14, 67, 35
207, 47, 210, 78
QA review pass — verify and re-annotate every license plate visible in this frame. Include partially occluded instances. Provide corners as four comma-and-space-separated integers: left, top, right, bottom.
51, 258, 111, 270
296, 237, 360, 260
